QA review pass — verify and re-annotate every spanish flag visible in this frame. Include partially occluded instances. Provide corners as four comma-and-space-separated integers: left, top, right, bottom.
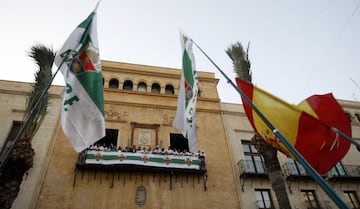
236, 78, 351, 174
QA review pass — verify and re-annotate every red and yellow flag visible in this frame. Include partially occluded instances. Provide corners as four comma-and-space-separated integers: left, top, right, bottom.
236, 78, 351, 174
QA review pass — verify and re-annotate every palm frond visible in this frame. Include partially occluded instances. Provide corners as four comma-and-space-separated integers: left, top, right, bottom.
23, 44, 55, 139
225, 42, 252, 82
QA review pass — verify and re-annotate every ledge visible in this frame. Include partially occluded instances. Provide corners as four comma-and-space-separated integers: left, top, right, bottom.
73, 150, 208, 191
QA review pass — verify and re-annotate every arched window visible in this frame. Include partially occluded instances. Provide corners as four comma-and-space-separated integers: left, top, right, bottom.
355, 113, 360, 122
345, 112, 352, 122
109, 78, 119, 89
123, 80, 133, 91
151, 83, 160, 93
137, 82, 147, 92
165, 84, 174, 95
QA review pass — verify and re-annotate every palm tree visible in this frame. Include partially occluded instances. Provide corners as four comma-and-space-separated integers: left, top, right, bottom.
23, 45, 54, 139
0, 44, 55, 209
226, 42, 291, 209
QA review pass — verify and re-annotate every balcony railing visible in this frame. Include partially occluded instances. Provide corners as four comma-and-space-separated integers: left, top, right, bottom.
302, 200, 332, 209
74, 149, 208, 190
238, 159, 268, 178
282, 161, 312, 180
77, 149, 206, 172
254, 200, 274, 209
328, 164, 360, 181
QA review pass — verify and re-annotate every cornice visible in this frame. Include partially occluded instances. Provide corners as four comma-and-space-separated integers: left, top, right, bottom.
0, 89, 62, 98
102, 60, 218, 83
234, 129, 254, 134
104, 99, 222, 114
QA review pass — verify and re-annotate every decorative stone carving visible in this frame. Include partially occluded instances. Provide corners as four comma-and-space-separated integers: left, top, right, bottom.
162, 113, 174, 126
105, 105, 128, 121
138, 130, 151, 145
131, 122, 160, 146
135, 185, 146, 207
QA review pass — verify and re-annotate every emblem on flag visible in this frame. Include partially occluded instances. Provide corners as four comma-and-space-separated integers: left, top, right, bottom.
164, 156, 171, 165
186, 158, 192, 166
95, 153, 102, 161
70, 53, 94, 74
185, 82, 193, 101
118, 154, 126, 161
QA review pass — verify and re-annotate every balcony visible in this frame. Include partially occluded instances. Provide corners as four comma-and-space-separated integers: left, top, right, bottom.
74, 149, 207, 190
301, 200, 332, 209
282, 161, 312, 180
254, 200, 274, 209
327, 164, 360, 181
238, 159, 268, 192
238, 159, 268, 178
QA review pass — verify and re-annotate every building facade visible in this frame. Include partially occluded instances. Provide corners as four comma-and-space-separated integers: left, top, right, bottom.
0, 80, 63, 209
1, 60, 359, 209
222, 101, 360, 209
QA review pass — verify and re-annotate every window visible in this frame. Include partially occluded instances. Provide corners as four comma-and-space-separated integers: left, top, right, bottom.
109, 78, 119, 89
123, 80, 133, 90
344, 191, 360, 209
355, 113, 360, 122
137, 82, 147, 92
151, 83, 161, 93
345, 112, 352, 122
330, 162, 346, 177
165, 84, 174, 94
170, 133, 189, 152
242, 141, 265, 174
0, 121, 23, 155
302, 190, 319, 209
95, 129, 119, 148
255, 189, 273, 209
287, 158, 307, 176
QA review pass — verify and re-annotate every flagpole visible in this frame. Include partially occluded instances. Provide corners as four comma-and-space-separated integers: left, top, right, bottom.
0, 52, 69, 176
192, 40, 350, 209
332, 127, 360, 151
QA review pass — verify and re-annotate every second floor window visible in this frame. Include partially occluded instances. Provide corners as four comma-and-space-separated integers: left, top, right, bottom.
330, 162, 346, 177
242, 141, 265, 174
344, 191, 360, 209
92, 129, 119, 151
255, 189, 273, 209
302, 190, 320, 209
287, 158, 307, 176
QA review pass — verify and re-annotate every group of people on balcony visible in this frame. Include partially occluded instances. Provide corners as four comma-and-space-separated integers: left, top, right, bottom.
88, 143, 206, 159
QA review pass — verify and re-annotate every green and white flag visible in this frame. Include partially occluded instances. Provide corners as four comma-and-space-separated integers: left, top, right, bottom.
55, 3, 105, 152
173, 32, 199, 152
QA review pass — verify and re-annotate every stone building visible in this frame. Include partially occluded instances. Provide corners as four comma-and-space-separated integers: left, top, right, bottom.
222, 101, 360, 209
1, 60, 359, 209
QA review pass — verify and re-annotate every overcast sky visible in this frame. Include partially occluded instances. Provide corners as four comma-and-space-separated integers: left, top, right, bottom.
1, 0, 359, 104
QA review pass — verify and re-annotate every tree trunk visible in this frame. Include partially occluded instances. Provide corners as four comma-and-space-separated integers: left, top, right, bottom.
252, 135, 291, 209
0, 137, 34, 209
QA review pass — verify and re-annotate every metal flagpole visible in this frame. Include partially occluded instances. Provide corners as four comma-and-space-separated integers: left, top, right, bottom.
0, 52, 69, 176
332, 127, 360, 151
192, 40, 350, 209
